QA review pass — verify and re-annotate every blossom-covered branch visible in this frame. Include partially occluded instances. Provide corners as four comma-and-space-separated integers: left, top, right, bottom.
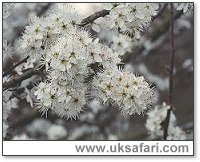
3, 66, 44, 90
3, 4, 159, 121
3, 55, 30, 77
3, 8, 111, 91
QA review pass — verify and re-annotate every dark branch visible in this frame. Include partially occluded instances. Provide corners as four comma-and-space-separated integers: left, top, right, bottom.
79, 9, 110, 27
3, 55, 30, 77
163, 3, 175, 140
3, 66, 44, 91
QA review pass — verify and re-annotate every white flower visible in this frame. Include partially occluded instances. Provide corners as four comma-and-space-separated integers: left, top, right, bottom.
54, 91, 85, 119
111, 34, 132, 55
34, 82, 50, 100
95, 3, 159, 38
86, 39, 103, 63
109, 6, 128, 31
167, 125, 186, 140
146, 102, 186, 140
92, 67, 157, 115
34, 79, 86, 119
15, 3, 158, 121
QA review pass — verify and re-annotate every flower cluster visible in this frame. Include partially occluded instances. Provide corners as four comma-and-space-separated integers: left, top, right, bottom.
92, 67, 157, 116
17, 4, 82, 60
95, 3, 159, 38
146, 103, 186, 140
34, 81, 86, 119
17, 3, 158, 119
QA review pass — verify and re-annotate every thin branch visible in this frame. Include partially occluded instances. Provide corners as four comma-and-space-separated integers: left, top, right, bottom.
3, 55, 30, 77
163, 3, 175, 140
3, 66, 44, 91
79, 9, 110, 27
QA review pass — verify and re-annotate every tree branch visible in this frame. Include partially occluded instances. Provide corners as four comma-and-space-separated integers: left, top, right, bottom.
163, 3, 175, 140
3, 55, 30, 77
79, 9, 110, 27
3, 66, 44, 91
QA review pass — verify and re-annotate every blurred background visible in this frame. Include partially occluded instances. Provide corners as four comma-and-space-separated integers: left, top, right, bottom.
3, 3, 193, 140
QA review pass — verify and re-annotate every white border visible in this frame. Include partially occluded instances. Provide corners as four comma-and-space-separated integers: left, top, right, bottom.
3, 141, 193, 155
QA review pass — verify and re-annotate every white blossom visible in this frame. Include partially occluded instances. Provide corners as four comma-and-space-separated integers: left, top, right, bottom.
111, 34, 135, 55
92, 66, 157, 116
96, 3, 159, 39
146, 102, 186, 140
16, 3, 158, 120
167, 125, 186, 140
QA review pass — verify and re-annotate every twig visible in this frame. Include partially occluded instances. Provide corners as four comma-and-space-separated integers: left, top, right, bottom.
3, 66, 44, 91
79, 9, 110, 27
163, 3, 175, 140
3, 55, 30, 77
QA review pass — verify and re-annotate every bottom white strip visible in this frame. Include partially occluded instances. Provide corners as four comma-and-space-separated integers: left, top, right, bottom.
3, 141, 193, 155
